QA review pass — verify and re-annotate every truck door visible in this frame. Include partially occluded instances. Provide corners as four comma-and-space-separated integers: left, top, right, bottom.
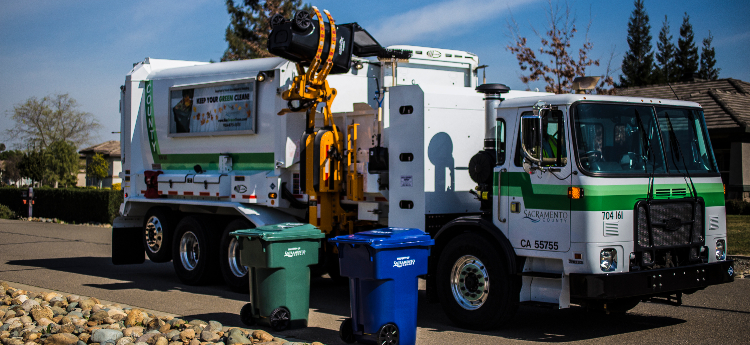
508, 107, 572, 252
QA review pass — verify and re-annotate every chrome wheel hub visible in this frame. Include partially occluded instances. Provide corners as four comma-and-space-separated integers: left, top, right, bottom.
179, 231, 200, 271
228, 237, 248, 277
451, 255, 489, 310
144, 216, 163, 253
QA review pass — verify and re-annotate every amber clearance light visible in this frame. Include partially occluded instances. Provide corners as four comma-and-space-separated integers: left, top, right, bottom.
568, 187, 584, 199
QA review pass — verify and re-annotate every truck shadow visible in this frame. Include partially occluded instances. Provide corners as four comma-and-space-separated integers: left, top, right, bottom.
416, 297, 686, 342
5, 256, 248, 300
7, 256, 687, 342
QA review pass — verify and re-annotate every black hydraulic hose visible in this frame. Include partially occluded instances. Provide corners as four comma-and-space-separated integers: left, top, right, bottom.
635, 109, 655, 199
282, 182, 308, 209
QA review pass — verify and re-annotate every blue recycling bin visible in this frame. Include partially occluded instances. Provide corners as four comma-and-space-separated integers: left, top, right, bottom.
330, 228, 434, 345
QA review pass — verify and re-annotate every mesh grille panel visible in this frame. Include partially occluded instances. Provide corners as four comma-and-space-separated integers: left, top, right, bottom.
636, 201, 703, 249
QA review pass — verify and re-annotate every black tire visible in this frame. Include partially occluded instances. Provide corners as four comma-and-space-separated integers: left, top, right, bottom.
339, 318, 355, 344
376, 323, 399, 345
220, 219, 253, 293
172, 216, 218, 285
240, 303, 255, 326
143, 208, 175, 263
436, 232, 519, 330
269, 307, 291, 331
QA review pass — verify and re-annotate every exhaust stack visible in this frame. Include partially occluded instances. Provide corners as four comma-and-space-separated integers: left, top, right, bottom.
476, 83, 510, 140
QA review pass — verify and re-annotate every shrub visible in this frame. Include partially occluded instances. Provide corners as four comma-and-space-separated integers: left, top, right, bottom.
726, 199, 750, 215
0, 187, 123, 223
0, 204, 17, 219
112, 183, 122, 191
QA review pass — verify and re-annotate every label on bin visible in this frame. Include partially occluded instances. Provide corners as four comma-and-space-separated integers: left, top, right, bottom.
284, 247, 306, 258
393, 256, 416, 268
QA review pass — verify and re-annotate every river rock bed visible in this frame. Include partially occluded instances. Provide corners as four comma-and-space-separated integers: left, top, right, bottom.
0, 282, 321, 345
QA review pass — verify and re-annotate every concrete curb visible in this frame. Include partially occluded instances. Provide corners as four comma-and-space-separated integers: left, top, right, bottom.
728, 255, 750, 260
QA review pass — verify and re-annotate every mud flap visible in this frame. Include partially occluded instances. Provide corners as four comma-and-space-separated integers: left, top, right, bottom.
112, 226, 145, 265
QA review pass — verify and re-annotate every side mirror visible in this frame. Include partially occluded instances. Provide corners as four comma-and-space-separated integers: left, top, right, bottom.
520, 114, 542, 172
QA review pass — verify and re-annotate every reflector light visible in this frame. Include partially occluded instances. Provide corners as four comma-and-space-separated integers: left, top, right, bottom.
268, 193, 278, 199
568, 186, 584, 199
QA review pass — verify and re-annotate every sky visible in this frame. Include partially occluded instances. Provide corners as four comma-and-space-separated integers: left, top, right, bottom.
1, 0, 748, 150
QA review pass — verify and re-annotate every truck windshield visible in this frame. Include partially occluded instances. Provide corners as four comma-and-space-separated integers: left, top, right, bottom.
573, 103, 718, 175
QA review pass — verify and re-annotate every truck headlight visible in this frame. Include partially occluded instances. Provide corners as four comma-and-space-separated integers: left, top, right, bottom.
600, 248, 617, 272
716, 239, 726, 261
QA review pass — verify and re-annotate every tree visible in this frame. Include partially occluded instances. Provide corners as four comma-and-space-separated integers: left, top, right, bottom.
620, 0, 654, 87
675, 13, 699, 82
507, 1, 600, 94
7, 93, 101, 150
46, 141, 80, 188
221, 0, 311, 61
0, 150, 24, 185
86, 153, 109, 188
18, 150, 49, 186
699, 31, 720, 80
655, 15, 678, 84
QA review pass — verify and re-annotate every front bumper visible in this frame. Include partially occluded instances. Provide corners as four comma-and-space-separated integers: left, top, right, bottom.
569, 260, 735, 300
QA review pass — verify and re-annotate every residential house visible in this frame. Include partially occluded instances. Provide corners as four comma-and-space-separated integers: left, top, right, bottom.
79, 141, 122, 188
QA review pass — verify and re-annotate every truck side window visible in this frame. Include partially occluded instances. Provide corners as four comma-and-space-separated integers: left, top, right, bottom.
514, 111, 533, 167
496, 119, 506, 165
541, 110, 567, 166
514, 110, 567, 167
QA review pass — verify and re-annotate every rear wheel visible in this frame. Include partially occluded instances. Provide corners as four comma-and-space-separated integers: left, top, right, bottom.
240, 303, 255, 326
143, 208, 175, 263
436, 232, 518, 330
220, 219, 253, 292
339, 318, 355, 344
172, 216, 218, 285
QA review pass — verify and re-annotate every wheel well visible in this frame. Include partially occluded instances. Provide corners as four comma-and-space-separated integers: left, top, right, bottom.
427, 216, 520, 301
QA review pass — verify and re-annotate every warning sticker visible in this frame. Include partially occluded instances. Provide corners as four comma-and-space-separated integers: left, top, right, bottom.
401, 175, 413, 187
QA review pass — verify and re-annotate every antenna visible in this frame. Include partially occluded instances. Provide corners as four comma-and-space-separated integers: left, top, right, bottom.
667, 83, 680, 100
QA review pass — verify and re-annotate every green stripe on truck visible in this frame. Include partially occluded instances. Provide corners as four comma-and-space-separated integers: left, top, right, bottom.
495, 171, 724, 211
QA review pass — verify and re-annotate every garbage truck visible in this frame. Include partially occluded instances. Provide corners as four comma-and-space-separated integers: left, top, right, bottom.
112, 7, 734, 330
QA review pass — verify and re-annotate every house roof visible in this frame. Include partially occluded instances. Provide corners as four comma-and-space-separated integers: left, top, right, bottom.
79, 140, 121, 157
617, 78, 750, 131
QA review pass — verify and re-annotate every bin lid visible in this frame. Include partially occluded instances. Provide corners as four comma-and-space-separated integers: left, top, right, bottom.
328, 228, 434, 249
230, 222, 325, 242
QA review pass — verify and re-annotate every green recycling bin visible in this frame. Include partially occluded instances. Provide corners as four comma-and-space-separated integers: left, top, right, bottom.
231, 222, 324, 331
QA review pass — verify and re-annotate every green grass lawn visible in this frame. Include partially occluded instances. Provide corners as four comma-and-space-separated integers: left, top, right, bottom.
727, 215, 750, 255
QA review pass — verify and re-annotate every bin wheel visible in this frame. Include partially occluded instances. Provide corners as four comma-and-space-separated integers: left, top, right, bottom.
240, 303, 255, 326
143, 208, 175, 263
269, 307, 291, 331
339, 318, 355, 344
376, 323, 399, 345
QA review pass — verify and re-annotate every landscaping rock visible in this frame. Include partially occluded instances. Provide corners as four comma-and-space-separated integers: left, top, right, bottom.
43, 333, 78, 345
91, 329, 123, 344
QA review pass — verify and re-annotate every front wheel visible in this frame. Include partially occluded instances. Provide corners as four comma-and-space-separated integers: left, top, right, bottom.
269, 307, 291, 331
436, 232, 519, 330
376, 323, 399, 345
220, 219, 253, 293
